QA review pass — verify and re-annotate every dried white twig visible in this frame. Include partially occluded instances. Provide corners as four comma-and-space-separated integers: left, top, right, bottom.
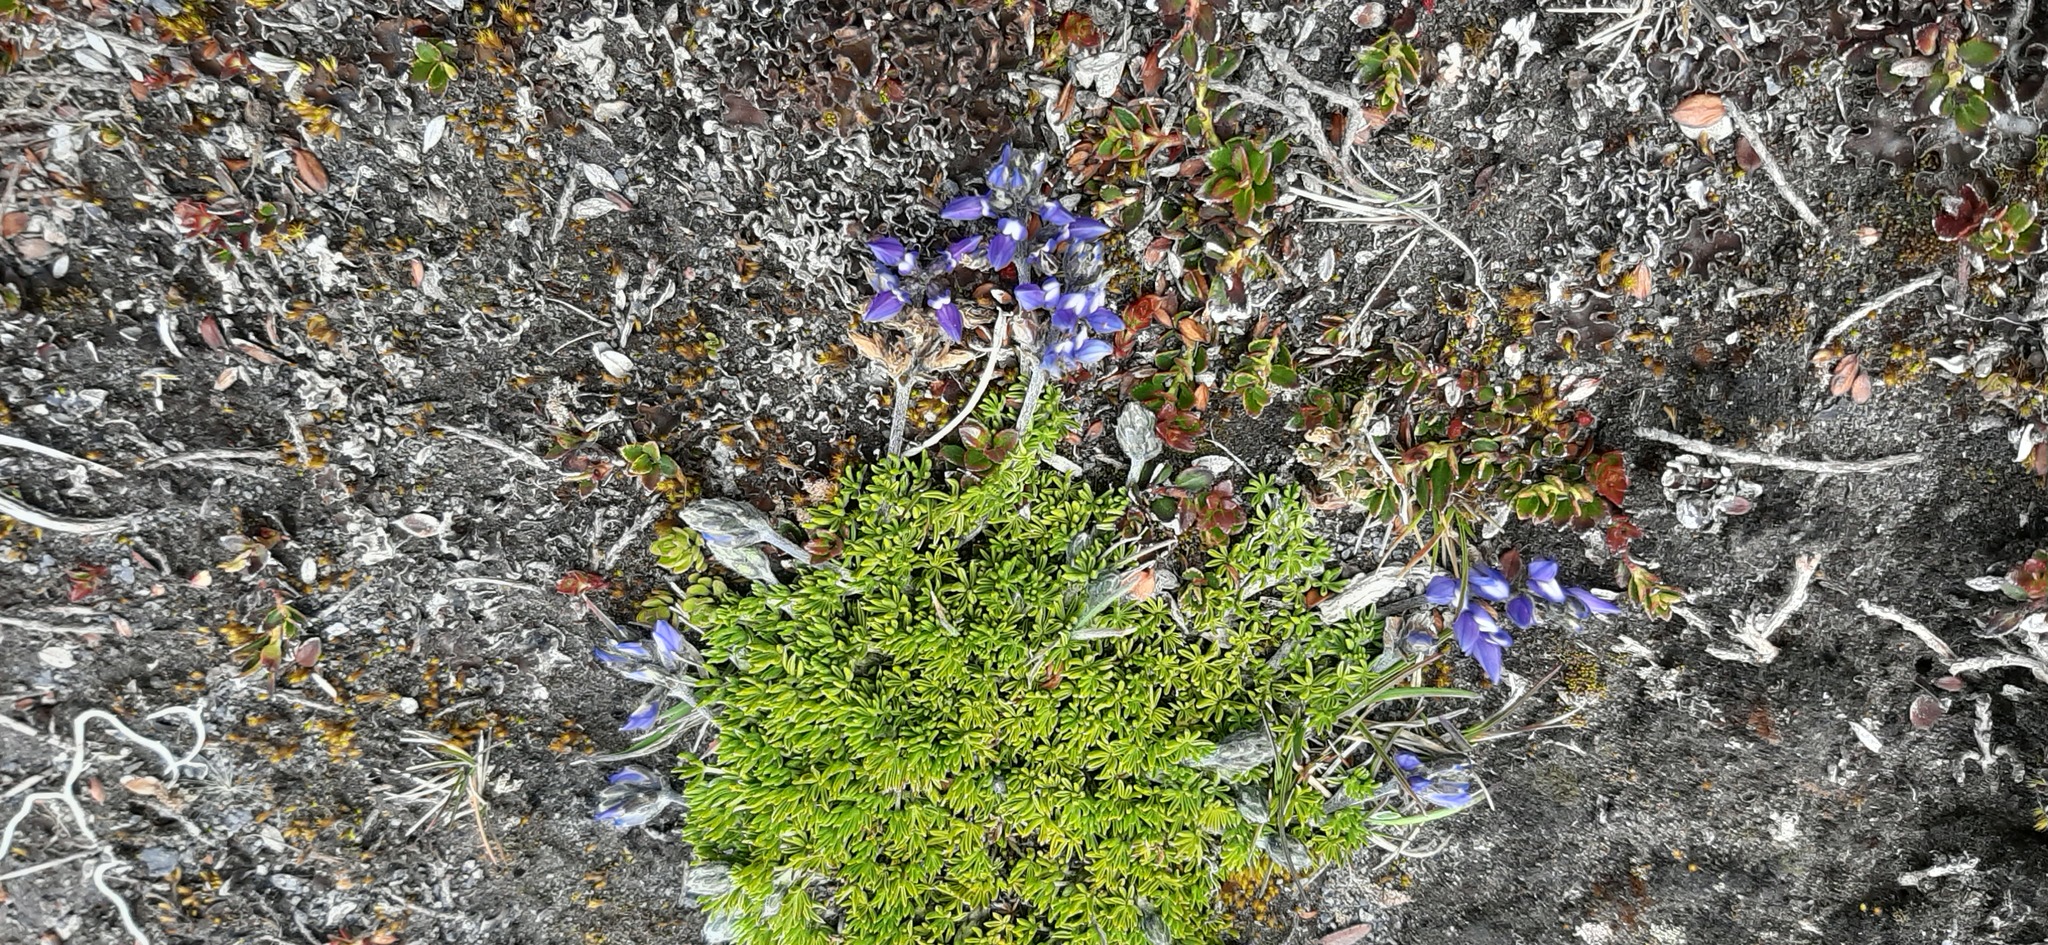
1949, 653, 2048, 683
905, 311, 1010, 458
139, 449, 275, 469
0, 433, 124, 478
1815, 271, 1942, 353
1635, 428, 1922, 475
1859, 600, 1956, 661
438, 426, 551, 471
0, 615, 108, 636
1726, 104, 1822, 231
0, 494, 140, 535
1710, 553, 1822, 664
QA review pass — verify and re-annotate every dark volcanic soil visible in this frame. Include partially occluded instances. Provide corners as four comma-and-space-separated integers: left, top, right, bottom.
4, 1, 2048, 944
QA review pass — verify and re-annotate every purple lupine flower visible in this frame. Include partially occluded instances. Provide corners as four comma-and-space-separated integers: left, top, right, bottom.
1043, 331, 1113, 373
929, 287, 963, 343
1424, 574, 1460, 605
861, 234, 971, 341
1452, 601, 1511, 683
595, 766, 681, 829
939, 235, 981, 271
864, 268, 907, 322
621, 702, 660, 732
1527, 558, 1566, 603
1505, 595, 1536, 629
1016, 277, 1062, 311
1037, 201, 1110, 244
1393, 753, 1476, 809
1452, 601, 1495, 653
1468, 564, 1512, 601
989, 217, 1028, 269
1566, 587, 1623, 617
652, 620, 684, 664
941, 194, 993, 220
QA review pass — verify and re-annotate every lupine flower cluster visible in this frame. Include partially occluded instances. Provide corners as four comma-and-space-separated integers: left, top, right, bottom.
862, 143, 1121, 373
594, 765, 683, 829
592, 618, 697, 733
1424, 557, 1622, 683
1393, 751, 1475, 809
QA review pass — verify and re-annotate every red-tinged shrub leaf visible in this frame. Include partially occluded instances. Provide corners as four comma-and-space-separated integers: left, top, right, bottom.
1590, 451, 1629, 507
1058, 11, 1101, 47
1933, 676, 1966, 691
1604, 515, 1644, 553
556, 570, 609, 595
1850, 373, 1872, 404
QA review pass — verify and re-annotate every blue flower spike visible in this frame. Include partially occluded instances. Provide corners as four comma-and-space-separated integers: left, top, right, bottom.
1468, 564, 1512, 601
1424, 556, 1627, 683
1392, 752, 1476, 809
594, 765, 682, 829
1527, 558, 1567, 603
621, 702, 659, 732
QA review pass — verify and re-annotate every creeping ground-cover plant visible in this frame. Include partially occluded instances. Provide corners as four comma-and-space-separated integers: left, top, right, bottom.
603, 408, 1525, 945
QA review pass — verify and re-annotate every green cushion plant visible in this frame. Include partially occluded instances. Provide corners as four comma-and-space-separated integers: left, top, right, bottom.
650, 407, 1495, 945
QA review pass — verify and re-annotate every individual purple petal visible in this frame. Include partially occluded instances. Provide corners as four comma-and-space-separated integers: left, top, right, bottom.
612, 641, 650, 660
1528, 558, 1566, 603
988, 232, 1018, 270
941, 194, 992, 220
930, 289, 963, 342
621, 703, 659, 732
941, 235, 981, 270
1452, 604, 1483, 653
1064, 216, 1111, 242
1038, 201, 1075, 226
1072, 338, 1112, 365
1424, 575, 1460, 605
863, 290, 905, 322
1393, 752, 1422, 772
986, 142, 1017, 187
652, 620, 683, 663
1506, 595, 1535, 629
1469, 564, 1512, 601
1049, 295, 1083, 334
607, 766, 653, 785
1473, 638, 1505, 683
593, 646, 626, 664
990, 217, 1028, 269
1015, 279, 1056, 310
1567, 587, 1623, 617
1084, 307, 1124, 333
866, 236, 906, 267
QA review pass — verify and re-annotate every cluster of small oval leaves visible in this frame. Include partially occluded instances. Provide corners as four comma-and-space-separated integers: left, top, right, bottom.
677, 412, 1440, 945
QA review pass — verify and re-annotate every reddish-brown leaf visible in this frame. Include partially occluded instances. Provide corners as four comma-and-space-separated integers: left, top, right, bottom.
1052, 80, 1076, 123
555, 571, 609, 595
1829, 354, 1861, 397
1058, 12, 1102, 47
199, 315, 226, 350
1140, 44, 1166, 95
1590, 451, 1629, 507
1850, 373, 1872, 404
293, 149, 329, 193
1177, 316, 1206, 343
